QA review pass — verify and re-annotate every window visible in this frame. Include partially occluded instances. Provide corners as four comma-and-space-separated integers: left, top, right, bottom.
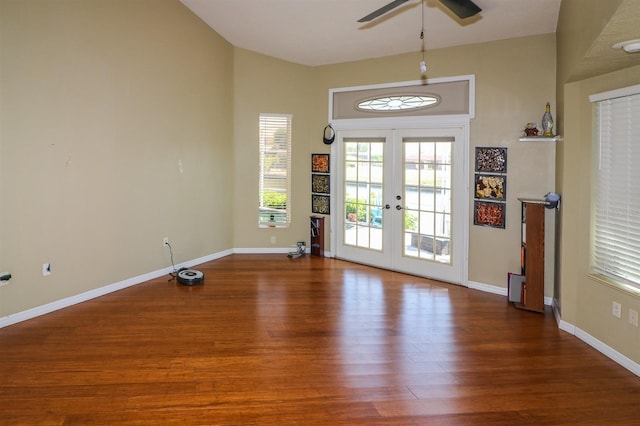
356, 94, 439, 111
259, 113, 292, 227
590, 85, 640, 289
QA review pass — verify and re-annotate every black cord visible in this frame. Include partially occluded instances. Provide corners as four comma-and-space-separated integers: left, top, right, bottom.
166, 242, 179, 281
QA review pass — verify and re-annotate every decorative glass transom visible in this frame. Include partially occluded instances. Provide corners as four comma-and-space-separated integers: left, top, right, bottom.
357, 95, 439, 112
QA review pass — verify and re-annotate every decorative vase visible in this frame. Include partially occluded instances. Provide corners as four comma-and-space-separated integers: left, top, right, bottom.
541, 102, 554, 137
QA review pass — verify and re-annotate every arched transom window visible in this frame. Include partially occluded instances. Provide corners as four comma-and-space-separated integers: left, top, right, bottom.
357, 95, 439, 112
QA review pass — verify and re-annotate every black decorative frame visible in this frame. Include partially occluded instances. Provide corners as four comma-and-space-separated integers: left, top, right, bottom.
474, 200, 506, 229
312, 194, 330, 215
311, 153, 330, 173
474, 173, 507, 201
475, 147, 507, 173
312, 174, 330, 194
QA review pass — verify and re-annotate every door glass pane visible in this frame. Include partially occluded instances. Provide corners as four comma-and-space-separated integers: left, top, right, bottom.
420, 188, 435, 211
403, 138, 453, 264
343, 138, 385, 251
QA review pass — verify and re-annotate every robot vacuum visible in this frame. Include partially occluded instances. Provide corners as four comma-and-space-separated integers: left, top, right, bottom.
177, 269, 204, 286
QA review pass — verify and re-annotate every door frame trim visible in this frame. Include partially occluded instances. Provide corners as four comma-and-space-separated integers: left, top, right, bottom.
327, 75, 474, 286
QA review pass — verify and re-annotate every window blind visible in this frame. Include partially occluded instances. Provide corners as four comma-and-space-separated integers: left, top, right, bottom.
591, 89, 640, 288
259, 113, 292, 226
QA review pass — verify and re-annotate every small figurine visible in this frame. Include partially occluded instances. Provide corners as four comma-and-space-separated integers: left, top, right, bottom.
524, 122, 539, 136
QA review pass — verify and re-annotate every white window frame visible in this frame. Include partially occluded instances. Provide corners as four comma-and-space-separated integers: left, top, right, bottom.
258, 113, 292, 228
589, 84, 640, 291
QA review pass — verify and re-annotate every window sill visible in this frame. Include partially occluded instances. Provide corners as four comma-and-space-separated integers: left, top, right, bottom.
259, 223, 290, 229
587, 273, 640, 299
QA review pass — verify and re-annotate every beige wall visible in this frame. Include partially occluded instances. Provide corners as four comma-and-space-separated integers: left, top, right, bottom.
232, 34, 556, 290
556, 0, 640, 363
232, 49, 316, 249
0, 0, 234, 316
558, 68, 640, 363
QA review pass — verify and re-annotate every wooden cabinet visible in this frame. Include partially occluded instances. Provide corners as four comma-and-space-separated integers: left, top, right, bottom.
513, 199, 545, 313
310, 216, 324, 257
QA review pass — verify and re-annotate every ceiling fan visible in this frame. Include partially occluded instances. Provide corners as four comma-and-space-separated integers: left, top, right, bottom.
357, 0, 482, 22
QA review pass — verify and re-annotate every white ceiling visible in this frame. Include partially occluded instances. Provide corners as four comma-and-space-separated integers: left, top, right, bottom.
180, 0, 562, 67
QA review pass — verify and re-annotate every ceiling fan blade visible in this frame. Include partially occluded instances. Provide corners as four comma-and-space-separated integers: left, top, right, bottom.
439, 0, 482, 19
357, 0, 411, 23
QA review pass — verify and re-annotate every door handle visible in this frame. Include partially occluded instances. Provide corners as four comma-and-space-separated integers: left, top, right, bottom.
384, 204, 391, 209
396, 205, 403, 210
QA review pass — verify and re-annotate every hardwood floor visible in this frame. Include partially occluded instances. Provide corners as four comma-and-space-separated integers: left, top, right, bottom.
1, 254, 639, 425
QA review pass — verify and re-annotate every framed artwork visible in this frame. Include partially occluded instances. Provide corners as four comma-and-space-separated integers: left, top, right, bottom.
311, 194, 330, 215
312, 173, 330, 194
474, 200, 506, 229
311, 153, 330, 173
475, 174, 506, 200
475, 147, 507, 173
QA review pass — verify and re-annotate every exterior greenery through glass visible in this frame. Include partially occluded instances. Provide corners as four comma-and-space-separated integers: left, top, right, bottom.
259, 114, 292, 226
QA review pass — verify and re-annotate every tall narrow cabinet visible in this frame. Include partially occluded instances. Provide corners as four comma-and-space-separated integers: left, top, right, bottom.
310, 216, 324, 257
516, 198, 545, 312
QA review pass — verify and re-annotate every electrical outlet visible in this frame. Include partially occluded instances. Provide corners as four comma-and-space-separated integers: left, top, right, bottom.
271, 236, 276, 244
612, 301, 622, 318
629, 309, 639, 327
42, 263, 51, 277
163, 237, 169, 247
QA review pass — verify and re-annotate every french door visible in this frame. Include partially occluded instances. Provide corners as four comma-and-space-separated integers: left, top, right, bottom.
334, 127, 467, 285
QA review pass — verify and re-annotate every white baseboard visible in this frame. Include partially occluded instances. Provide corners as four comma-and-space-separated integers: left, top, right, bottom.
187, 249, 233, 266
233, 248, 333, 257
233, 247, 296, 254
0, 249, 233, 329
467, 280, 553, 306
574, 326, 640, 376
550, 298, 640, 376
467, 280, 507, 296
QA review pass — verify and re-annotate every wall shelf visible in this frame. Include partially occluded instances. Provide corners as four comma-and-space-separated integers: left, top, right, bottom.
519, 135, 562, 142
